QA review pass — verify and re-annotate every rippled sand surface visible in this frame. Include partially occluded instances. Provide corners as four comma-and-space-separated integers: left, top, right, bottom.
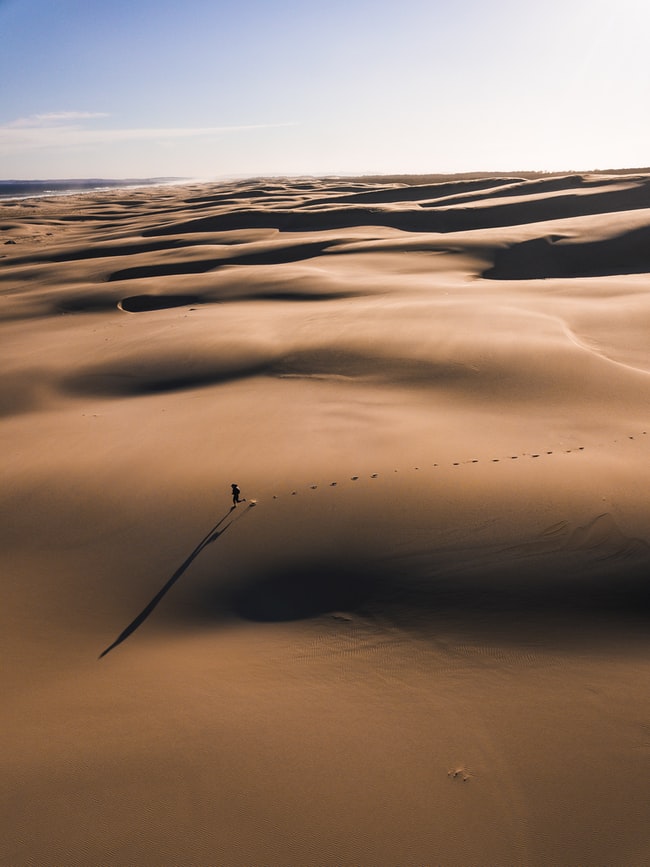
2, 173, 650, 865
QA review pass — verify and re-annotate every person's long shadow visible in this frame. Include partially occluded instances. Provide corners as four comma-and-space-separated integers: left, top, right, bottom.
99, 504, 253, 659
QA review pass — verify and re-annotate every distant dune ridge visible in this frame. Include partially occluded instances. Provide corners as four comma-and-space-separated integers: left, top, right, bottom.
2, 172, 650, 865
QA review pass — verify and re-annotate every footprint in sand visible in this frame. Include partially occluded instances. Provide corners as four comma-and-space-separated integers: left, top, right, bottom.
225, 431, 635, 512
448, 767, 471, 782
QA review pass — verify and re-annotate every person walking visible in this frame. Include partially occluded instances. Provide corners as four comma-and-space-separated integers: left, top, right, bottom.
231, 483, 242, 507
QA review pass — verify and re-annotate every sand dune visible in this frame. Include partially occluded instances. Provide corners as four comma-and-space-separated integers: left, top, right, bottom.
2, 173, 650, 866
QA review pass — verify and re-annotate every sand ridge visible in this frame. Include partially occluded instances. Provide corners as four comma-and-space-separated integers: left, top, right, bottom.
2, 172, 650, 865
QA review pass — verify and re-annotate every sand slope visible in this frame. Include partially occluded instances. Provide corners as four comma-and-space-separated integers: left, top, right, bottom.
2, 174, 650, 865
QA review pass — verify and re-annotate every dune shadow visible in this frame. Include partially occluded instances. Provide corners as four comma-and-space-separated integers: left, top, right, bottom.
288, 178, 519, 208
484, 224, 650, 280
140, 178, 650, 236
119, 294, 203, 312
117, 287, 361, 313
107, 240, 338, 281
98, 505, 254, 659
228, 559, 378, 622
8, 238, 199, 267
64, 358, 273, 398
64, 348, 475, 400
178, 538, 650, 647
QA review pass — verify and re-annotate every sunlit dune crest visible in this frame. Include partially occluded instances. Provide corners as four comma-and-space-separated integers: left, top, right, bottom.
2, 172, 650, 866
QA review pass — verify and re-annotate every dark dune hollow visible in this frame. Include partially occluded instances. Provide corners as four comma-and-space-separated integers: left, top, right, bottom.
484, 224, 650, 280
62, 358, 273, 396
119, 294, 203, 312
175, 528, 650, 638
227, 551, 650, 634
227, 560, 378, 621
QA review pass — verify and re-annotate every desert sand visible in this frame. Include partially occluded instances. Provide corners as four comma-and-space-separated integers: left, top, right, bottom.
2, 172, 650, 865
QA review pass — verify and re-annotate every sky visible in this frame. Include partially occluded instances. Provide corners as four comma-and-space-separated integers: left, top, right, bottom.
1, 0, 649, 179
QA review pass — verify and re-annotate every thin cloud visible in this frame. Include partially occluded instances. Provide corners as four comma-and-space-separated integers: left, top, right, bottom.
0, 115, 297, 152
6, 111, 110, 128
33, 111, 111, 123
